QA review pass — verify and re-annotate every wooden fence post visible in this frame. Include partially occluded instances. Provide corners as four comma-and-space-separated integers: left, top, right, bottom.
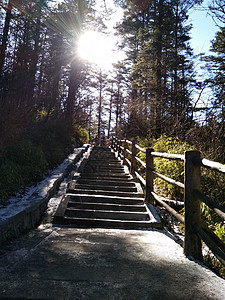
111, 136, 115, 150
130, 140, 137, 175
118, 139, 122, 157
146, 148, 154, 204
123, 140, 127, 165
184, 150, 203, 261
115, 137, 118, 153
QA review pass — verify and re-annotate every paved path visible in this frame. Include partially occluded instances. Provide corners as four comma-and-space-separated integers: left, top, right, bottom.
0, 225, 224, 299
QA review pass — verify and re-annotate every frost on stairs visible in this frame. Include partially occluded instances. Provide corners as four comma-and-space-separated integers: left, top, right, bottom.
54, 146, 161, 229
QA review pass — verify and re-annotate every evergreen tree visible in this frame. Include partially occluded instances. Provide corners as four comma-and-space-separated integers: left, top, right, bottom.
204, 0, 225, 162
115, 0, 202, 139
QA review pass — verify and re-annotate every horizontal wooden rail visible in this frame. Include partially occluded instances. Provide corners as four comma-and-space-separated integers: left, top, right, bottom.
135, 156, 146, 168
202, 222, 225, 253
135, 144, 146, 153
151, 152, 185, 161
194, 189, 225, 221
135, 171, 146, 186
193, 157, 225, 174
195, 224, 225, 265
151, 168, 184, 189
126, 149, 132, 155
125, 157, 131, 167
151, 191, 184, 223
111, 136, 225, 264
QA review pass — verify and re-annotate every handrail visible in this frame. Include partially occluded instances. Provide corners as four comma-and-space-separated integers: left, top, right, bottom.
194, 189, 225, 220
126, 140, 132, 145
151, 168, 185, 189
135, 171, 146, 186
194, 225, 225, 264
193, 157, 225, 174
111, 136, 225, 265
126, 148, 132, 155
135, 144, 146, 153
125, 157, 131, 167
135, 156, 146, 168
151, 191, 185, 223
151, 151, 185, 161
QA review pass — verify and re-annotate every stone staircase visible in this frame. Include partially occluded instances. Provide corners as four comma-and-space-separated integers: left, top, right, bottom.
54, 146, 161, 229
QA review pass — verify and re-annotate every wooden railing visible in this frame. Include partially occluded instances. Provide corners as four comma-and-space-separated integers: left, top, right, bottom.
111, 137, 225, 264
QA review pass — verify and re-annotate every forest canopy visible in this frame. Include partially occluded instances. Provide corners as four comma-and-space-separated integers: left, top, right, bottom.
0, 0, 224, 198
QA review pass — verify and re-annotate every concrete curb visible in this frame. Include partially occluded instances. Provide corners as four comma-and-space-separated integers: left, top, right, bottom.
0, 144, 89, 245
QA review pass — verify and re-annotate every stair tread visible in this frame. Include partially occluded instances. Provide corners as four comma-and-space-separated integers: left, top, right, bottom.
68, 193, 145, 201
76, 180, 136, 186
79, 175, 131, 180
68, 201, 145, 208
68, 189, 144, 197
53, 146, 162, 229
66, 207, 149, 215
68, 204, 146, 212
74, 184, 137, 192
63, 216, 157, 224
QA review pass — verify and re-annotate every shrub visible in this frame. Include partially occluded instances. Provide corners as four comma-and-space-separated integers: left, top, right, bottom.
0, 121, 89, 203
136, 135, 225, 278
137, 135, 195, 201
0, 160, 24, 203
73, 124, 89, 145
0, 140, 49, 204
6, 140, 48, 181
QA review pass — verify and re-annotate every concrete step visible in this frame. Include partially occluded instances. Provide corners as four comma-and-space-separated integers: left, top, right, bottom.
67, 188, 144, 198
57, 216, 161, 229
76, 179, 136, 187
91, 148, 112, 152
86, 156, 121, 161
86, 158, 121, 163
86, 159, 124, 168
74, 184, 138, 193
65, 208, 150, 221
67, 202, 147, 212
53, 146, 162, 230
79, 173, 131, 180
84, 164, 124, 169
88, 156, 118, 161
68, 194, 145, 205
83, 168, 125, 174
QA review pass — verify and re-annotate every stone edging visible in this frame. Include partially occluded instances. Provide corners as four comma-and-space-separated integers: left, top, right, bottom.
0, 145, 89, 245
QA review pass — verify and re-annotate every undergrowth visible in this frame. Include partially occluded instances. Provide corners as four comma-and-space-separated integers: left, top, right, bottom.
134, 135, 225, 278
0, 121, 88, 204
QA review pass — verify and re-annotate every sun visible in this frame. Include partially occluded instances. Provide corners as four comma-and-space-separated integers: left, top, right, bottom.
77, 31, 118, 70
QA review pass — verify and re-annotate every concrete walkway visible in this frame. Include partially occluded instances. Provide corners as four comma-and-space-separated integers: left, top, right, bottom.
0, 225, 224, 299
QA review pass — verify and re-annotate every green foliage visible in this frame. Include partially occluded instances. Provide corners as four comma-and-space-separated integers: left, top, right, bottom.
7, 140, 48, 182
0, 160, 24, 203
0, 140, 48, 203
73, 124, 89, 144
37, 123, 73, 168
201, 169, 225, 246
138, 135, 195, 200
137, 135, 225, 278
0, 121, 89, 204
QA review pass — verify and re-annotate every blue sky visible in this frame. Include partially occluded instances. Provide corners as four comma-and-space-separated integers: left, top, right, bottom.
189, 1, 218, 54
106, 0, 218, 55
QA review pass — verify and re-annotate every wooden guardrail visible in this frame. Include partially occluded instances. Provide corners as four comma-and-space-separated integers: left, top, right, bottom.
111, 137, 225, 264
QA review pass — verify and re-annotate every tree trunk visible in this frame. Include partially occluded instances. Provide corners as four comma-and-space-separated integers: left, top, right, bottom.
0, 0, 12, 75
97, 70, 103, 136
67, 59, 80, 120
107, 82, 113, 138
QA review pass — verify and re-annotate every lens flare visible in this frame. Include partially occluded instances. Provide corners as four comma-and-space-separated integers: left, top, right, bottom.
78, 31, 119, 70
